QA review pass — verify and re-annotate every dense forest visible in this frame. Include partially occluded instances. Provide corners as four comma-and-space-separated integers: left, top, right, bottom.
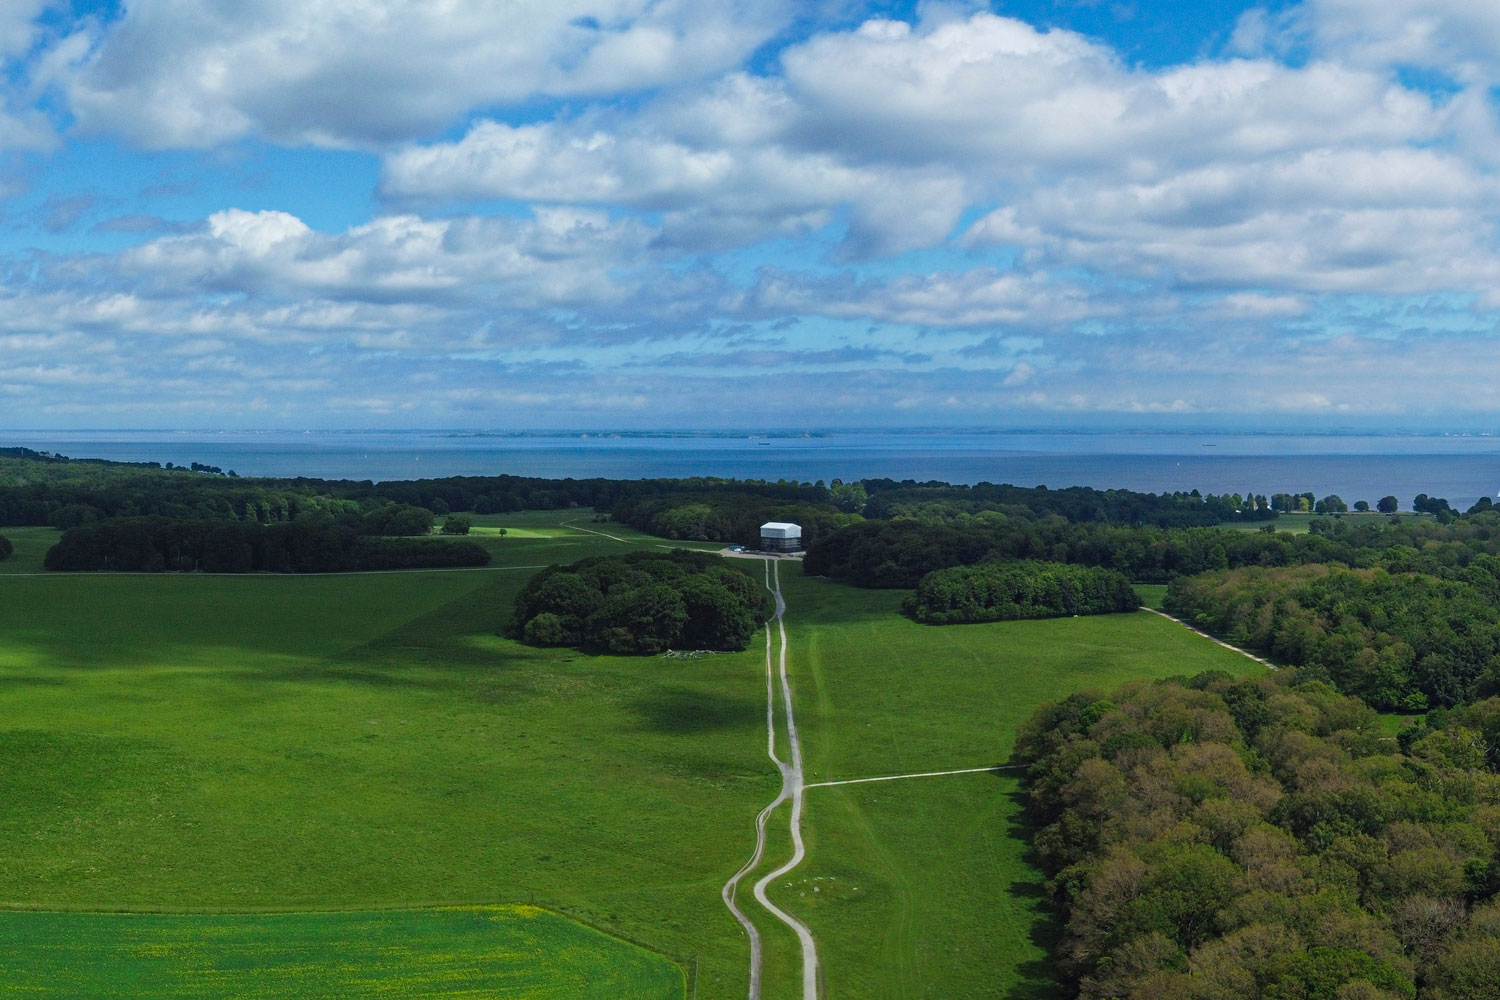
1164, 562, 1500, 710
860, 480, 1274, 526
43, 517, 490, 573
509, 551, 773, 655
804, 509, 1500, 589
902, 561, 1138, 624
1017, 673, 1500, 1000
0, 447, 1292, 536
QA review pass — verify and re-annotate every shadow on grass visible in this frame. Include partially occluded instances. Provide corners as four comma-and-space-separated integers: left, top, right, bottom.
630, 686, 763, 734
780, 575, 911, 628
998, 782, 1063, 1000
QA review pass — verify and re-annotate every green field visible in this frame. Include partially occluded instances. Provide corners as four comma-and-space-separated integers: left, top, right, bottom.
1216, 511, 1432, 534
0, 511, 758, 996
0, 510, 1270, 997
1134, 582, 1167, 609
770, 574, 1267, 998
0, 906, 681, 998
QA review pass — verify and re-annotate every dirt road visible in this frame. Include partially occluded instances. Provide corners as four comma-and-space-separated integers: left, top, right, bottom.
722, 559, 820, 1000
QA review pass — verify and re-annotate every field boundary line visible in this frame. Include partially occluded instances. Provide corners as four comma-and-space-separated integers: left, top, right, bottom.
1140, 607, 1278, 669
804, 764, 1023, 790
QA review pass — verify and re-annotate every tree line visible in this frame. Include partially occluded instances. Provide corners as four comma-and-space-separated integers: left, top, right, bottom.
861, 480, 1276, 526
901, 561, 1138, 624
0, 449, 836, 528
804, 510, 1500, 589
509, 550, 773, 655
1164, 560, 1500, 710
1016, 672, 1500, 1000
43, 518, 490, 573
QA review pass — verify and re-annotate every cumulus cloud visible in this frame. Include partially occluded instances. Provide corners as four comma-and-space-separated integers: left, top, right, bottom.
382, 9, 1487, 287
57, 0, 793, 148
111, 207, 658, 308
5, 2, 1500, 425
1300, 0, 1500, 82
751, 267, 1114, 328
381, 114, 966, 253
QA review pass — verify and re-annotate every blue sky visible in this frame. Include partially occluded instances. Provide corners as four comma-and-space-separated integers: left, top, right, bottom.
0, 0, 1497, 430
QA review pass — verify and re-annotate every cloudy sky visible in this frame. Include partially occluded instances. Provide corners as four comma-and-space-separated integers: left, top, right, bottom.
0, 0, 1497, 429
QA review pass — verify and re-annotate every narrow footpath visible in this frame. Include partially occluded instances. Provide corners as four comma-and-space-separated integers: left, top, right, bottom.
1140, 606, 1279, 669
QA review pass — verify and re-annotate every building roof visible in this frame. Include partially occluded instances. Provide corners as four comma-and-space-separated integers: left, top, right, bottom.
760, 521, 802, 534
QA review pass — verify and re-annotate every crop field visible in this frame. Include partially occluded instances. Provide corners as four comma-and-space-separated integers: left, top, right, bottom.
0, 906, 681, 998
0, 509, 1269, 998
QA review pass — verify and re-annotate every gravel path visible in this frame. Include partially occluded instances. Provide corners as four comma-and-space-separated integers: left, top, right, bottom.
1140, 606, 1279, 669
559, 518, 631, 542
804, 764, 1022, 790
722, 559, 820, 1000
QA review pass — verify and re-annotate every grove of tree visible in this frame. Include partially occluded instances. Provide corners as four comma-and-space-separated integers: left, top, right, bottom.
509, 550, 774, 655
902, 561, 1139, 624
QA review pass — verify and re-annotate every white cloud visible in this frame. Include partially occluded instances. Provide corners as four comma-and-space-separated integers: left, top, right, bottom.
114, 207, 656, 308
0, 0, 46, 60
1220, 293, 1310, 319
57, 0, 792, 148
383, 8, 1480, 279
779, 14, 1434, 171
382, 115, 966, 253
752, 267, 1112, 328
7, 2, 1500, 425
1303, 0, 1500, 83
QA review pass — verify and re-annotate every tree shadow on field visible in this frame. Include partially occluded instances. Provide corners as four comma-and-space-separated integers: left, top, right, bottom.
996, 782, 1064, 1000
630, 686, 762, 734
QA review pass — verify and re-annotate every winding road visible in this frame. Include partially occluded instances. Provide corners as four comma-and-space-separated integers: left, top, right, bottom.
722, 559, 820, 1000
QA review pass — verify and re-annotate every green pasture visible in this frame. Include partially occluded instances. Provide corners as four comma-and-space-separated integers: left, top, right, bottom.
0, 906, 681, 999
0, 508, 1274, 998
1133, 582, 1167, 609
768, 571, 1267, 998
0, 525, 59, 573
0, 513, 767, 997
1215, 511, 1428, 534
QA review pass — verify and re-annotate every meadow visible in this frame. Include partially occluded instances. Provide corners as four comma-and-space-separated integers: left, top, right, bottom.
0, 510, 1268, 997
765, 575, 1266, 999
0, 511, 765, 997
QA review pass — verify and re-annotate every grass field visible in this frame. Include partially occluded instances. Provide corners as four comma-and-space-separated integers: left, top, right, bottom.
0, 509, 1272, 998
0, 525, 60, 573
1133, 582, 1167, 609
769, 574, 1267, 998
0, 511, 753, 997
1215, 511, 1432, 534
0, 906, 681, 998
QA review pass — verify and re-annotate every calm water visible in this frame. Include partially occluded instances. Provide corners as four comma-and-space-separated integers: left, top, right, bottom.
6, 430, 1500, 511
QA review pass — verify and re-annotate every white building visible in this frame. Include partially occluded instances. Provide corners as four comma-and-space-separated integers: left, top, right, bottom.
759, 521, 803, 553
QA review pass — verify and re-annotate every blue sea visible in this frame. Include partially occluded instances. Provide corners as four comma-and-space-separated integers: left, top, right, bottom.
5, 429, 1500, 512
